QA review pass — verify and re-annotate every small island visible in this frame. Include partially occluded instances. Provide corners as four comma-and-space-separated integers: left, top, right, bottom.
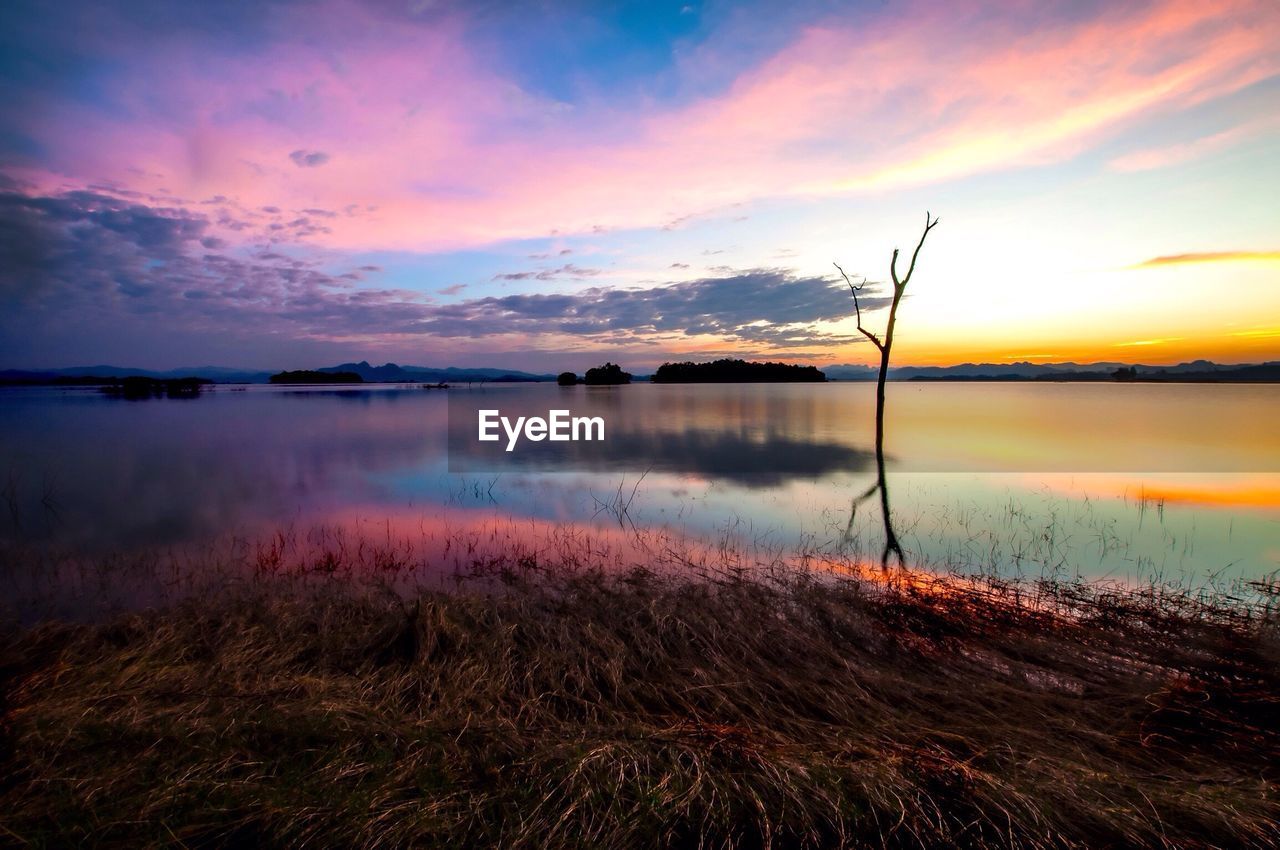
269, 370, 364, 384
651, 359, 826, 383
100, 376, 212, 399
583, 362, 631, 385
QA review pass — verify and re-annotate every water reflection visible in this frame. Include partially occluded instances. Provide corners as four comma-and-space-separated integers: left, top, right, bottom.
448, 383, 880, 482
1, 386, 447, 550
447, 382, 1278, 474
0, 383, 1275, 586
846, 440, 904, 569
449, 382, 896, 492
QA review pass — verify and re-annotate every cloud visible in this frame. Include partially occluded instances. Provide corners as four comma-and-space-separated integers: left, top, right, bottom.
0, 190, 204, 301
0, 187, 878, 361
1135, 250, 1280, 267
492, 263, 602, 282
6, 0, 1274, 252
415, 269, 882, 346
289, 149, 331, 168
0, 187, 435, 346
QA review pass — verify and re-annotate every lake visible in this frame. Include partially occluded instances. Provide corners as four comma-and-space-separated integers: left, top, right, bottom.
2, 381, 1276, 616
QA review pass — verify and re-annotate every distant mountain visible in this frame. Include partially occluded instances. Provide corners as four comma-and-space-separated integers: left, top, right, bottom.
316, 361, 555, 383
5, 359, 1276, 386
1019, 362, 1280, 383
0, 361, 553, 385
821, 364, 878, 380
177, 366, 277, 382
0, 365, 273, 384
823, 360, 1279, 382
824, 361, 1121, 380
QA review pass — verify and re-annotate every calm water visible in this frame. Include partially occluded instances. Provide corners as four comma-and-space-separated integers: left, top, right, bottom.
2, 382, 1276, 610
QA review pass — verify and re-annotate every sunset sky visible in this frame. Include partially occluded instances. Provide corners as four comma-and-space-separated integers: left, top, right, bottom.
1, 0, 1278, 371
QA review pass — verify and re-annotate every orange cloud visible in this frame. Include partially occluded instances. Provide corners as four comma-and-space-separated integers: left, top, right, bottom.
1136, 251, 1280, 267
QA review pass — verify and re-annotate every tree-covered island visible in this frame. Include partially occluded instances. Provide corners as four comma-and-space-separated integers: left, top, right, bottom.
651, 359, 826, 383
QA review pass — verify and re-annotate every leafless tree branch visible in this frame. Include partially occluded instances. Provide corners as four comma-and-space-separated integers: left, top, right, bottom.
832, 261, 884, 351
890, 211, 940, 289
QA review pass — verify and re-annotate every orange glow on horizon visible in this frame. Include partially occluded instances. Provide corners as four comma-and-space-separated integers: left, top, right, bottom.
1025, 474, 1280, 512
818, 332, 1280, 369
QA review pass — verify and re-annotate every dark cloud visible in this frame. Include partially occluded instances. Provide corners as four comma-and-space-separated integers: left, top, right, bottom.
288, 149, 330, 168
0, 190, 202, 302
417, 269, 884, 346
662, 213, 695, 231
0, 187, 881, 363
0, 187, 436, 355
216, 210, 252, 231
492, 263, 602, 282
527, 248, 576, 260
283, 216, 332, 238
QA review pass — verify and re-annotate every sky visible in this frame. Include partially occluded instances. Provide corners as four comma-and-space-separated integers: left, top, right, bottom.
0, 0, 1278, 372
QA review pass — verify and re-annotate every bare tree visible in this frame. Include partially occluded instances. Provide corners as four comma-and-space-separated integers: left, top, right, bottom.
835, 212, 939, 567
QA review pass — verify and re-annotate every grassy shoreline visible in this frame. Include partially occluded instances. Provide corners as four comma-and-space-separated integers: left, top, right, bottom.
2, 542, 1278, 848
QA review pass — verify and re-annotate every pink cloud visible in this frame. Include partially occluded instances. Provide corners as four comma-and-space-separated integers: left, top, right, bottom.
15, 0, 1279, 252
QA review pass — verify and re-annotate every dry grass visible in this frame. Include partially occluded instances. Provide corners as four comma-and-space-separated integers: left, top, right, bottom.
1, 542, 1278, 849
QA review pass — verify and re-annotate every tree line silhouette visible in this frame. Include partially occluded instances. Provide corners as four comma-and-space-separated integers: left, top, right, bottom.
652, 359, 826, 383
